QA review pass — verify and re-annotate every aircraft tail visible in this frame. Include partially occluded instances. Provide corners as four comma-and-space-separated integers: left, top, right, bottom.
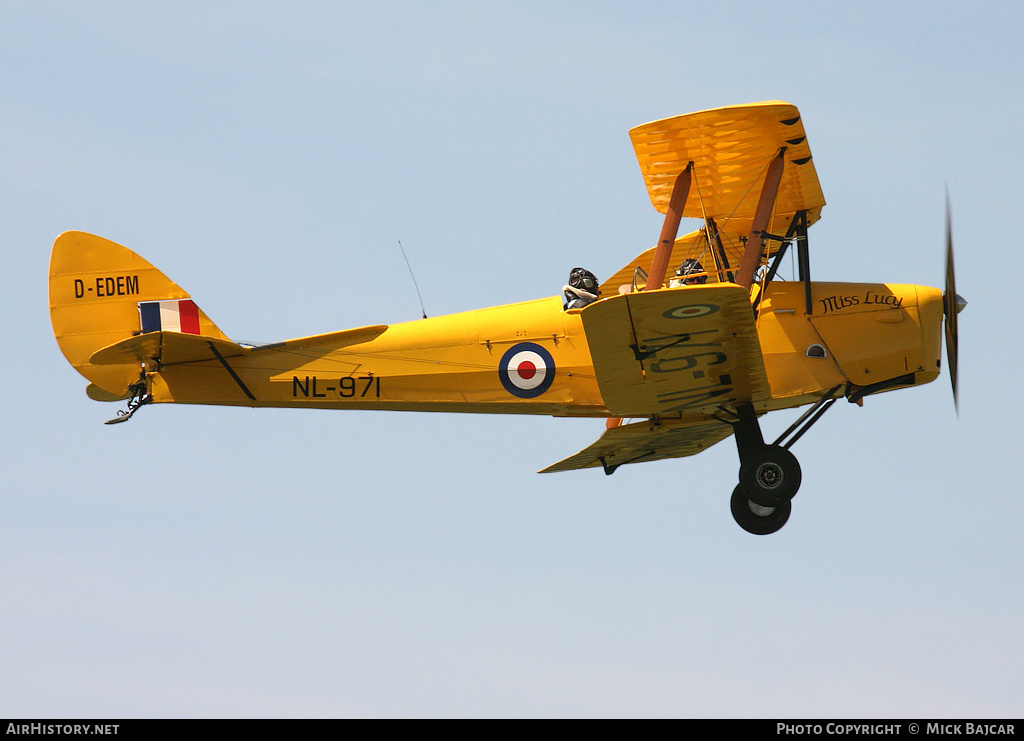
49, 231, 230, 400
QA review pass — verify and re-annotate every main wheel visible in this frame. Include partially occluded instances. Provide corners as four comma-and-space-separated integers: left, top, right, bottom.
730, 485, 791, 535
738, 444, 801, 505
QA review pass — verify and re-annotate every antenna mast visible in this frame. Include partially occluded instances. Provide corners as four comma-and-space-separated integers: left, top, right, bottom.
398, 241, 428, 319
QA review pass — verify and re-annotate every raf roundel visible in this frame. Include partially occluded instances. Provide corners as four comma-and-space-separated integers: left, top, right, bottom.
662, 303, 720, 320
498, 342, 556, 399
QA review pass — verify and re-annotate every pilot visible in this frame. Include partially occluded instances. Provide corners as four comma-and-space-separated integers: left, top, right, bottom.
563, 267, 600, 309
668, 258, 707, 287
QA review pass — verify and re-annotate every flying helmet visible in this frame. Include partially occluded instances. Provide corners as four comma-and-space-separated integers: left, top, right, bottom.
569, 267, 599, 294
675, 258, 707, 284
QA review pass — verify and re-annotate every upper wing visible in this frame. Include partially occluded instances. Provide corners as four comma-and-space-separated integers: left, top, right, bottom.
540, 415, 734, 473
630, 101, 824, 221
580, 284, 771, 418
604, 102, 825, 295
601, 227, 707, 297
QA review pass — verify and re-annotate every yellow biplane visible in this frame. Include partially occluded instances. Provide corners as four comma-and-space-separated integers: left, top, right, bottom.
49, 101, 964, 534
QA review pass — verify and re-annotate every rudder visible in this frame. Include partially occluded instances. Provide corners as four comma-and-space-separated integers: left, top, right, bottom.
49, 231, 229, 398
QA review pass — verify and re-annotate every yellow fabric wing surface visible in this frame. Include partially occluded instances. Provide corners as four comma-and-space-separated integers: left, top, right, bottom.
545, 285, 770, 473
601, 228, 708, 297
630, 101, 824, 221
606, 102, 826, 295
580, 285, 771, 418
540, 416, 735, 473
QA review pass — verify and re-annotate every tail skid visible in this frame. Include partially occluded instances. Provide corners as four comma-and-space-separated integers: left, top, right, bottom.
103, 372, 151, 424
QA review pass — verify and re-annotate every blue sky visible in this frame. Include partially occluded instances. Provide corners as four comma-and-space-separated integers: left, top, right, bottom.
2, 1, 1021, 717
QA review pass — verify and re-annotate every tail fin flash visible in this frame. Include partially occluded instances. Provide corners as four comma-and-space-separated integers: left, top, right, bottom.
49, 231, 229, 398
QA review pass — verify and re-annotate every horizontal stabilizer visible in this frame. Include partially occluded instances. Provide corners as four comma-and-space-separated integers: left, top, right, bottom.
90, 332, 245, 366
86, 383, 130, 402
250, 325, 389, 356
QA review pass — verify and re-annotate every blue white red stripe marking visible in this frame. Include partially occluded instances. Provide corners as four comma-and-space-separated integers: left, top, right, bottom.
498, 342, 555, 398
139, 299, 201, 334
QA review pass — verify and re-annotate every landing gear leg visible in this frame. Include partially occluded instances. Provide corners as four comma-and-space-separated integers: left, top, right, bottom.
729, 403, 800, 534
726, 390, 841, 534
732, 403, 802, 506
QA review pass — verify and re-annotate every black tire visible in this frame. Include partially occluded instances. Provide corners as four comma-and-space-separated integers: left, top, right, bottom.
730, 484, 792, 535
739, 444, 801, 505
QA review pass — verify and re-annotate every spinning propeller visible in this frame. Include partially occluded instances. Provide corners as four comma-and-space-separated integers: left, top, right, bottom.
944, 193, 967, 414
